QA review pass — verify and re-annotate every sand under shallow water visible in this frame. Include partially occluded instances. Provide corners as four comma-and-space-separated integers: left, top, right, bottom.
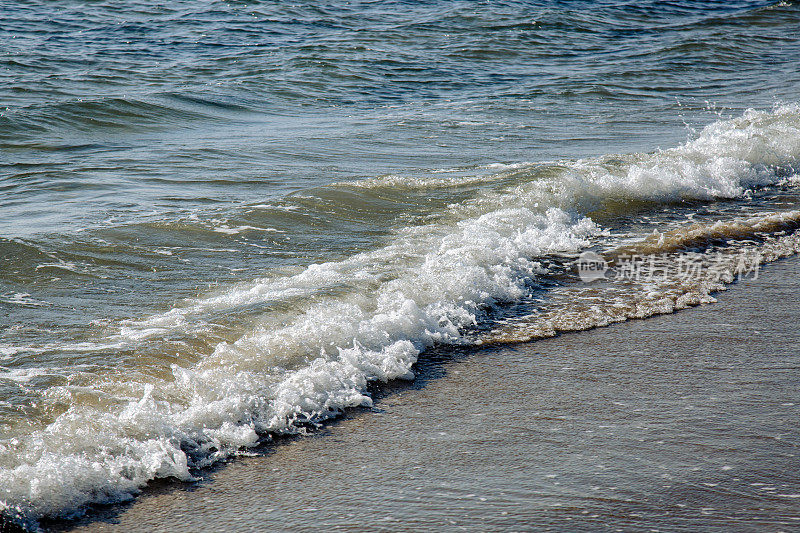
51, 255, 800, 533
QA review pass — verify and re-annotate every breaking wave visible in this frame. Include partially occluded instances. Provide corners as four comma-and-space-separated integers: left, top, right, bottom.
2, 105, 800, 529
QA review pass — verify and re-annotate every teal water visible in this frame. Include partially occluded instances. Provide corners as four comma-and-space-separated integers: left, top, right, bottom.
2, 1, 800, 528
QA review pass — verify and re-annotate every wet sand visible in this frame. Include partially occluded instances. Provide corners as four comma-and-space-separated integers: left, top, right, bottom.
56, 256, 800, 532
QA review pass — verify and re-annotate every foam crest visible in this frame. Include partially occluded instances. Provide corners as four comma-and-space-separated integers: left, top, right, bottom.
591, 104, 800, 200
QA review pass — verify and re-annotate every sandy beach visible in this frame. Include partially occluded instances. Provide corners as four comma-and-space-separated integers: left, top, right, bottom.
46, 254, 800, 532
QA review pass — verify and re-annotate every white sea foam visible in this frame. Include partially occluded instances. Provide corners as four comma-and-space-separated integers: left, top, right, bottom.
247, 203, 302, 211
2, 105, 800, 527
332, 172, 506, 190
0, 367, 59, 384
0, 341, 126, 359
212, 224, 283, 235
0, 293, 50, 308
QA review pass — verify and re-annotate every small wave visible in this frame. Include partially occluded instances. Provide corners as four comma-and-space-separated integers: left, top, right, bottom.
2, 105, 800, 528
0, 367, 63, 384
0, 293, 50, 308
335, 104, 800, 211
330, 169, 515, 191
0, 96, 230, 140
33, 262, 101, 278
211, 225, 284, 235
1, 207, 599, 528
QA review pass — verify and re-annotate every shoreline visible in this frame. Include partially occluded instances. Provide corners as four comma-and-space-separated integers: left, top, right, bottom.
37, 254, 800, 532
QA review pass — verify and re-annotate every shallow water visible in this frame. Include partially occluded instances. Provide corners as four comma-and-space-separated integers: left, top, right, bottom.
55, 255, 800, 533
2, 0, 800, 527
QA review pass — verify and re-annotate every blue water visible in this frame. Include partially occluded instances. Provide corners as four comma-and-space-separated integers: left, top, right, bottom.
4, 0, 797, 235
2, 1, 800, 529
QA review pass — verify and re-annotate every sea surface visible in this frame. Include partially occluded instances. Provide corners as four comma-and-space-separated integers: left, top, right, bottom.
1, 0, 800, 528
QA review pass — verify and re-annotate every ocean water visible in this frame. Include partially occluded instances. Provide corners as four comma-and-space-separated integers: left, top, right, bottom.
1, 0, 800, 528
